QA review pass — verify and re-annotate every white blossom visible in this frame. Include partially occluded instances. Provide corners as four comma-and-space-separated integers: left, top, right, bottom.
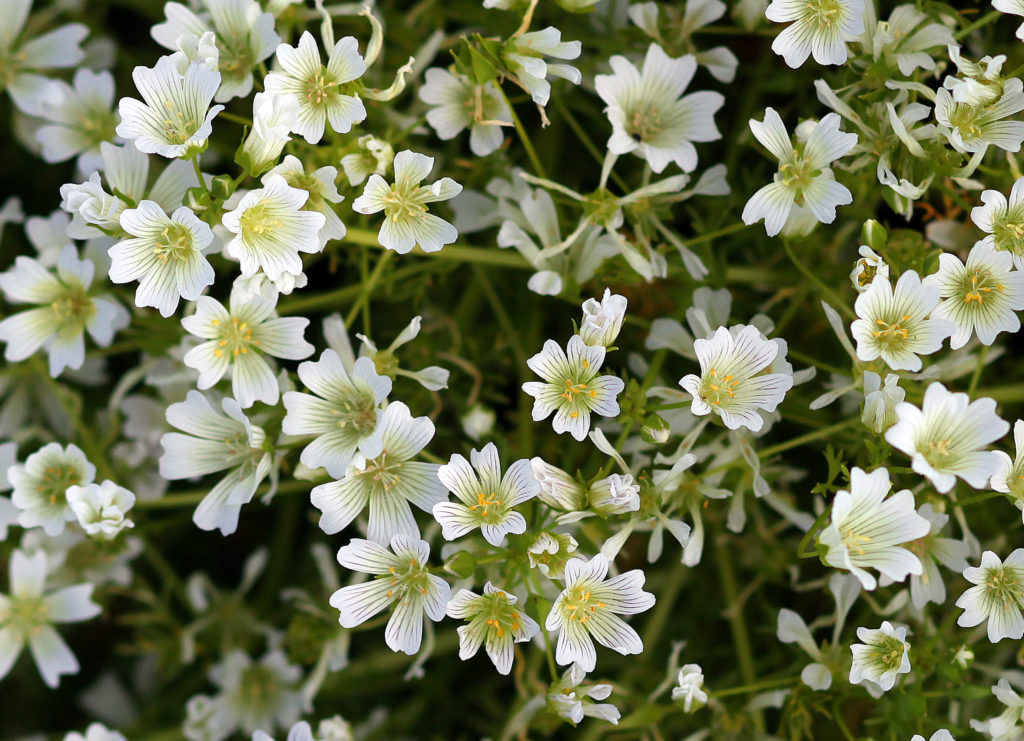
972, 177, 1024, 269
579, 289, 627, 347
956, 549, 1024, 643
264, 155, 346, 245
992, 419, 1024, 516
671, 664, 708, 711
503, 27, 581, 106
446, 582, 539, 675
66, 481, 135, 540
418, 68, 511, 157
935, 78, 1024, 154
765, 0, 865, 68
9, 443, 95, 536
849, 621, 911, 692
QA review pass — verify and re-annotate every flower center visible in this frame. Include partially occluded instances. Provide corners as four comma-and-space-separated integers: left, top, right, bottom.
947, 104, 984, 140
218, 34, 254, 77
381, 182, 430, 224
235, 664, 282, 713
36, 465, 81, 506
922, 435, 956, 469
871, 313, 911, 345
379, 558, 430, 603
161, 100, 198, 145
3, 596, 48, 634
212, 316, 260, 358
779, 156, 820, 204
984, 565, 1024, 609
626, 103, 662, 143
50, 287, 95, 332
841, 529, 872, 556
153, 223, 195, 263
331, 391, 378, 437
993, 212, 1024, 255
561, 586, 605, 623
359, 450, 404, 491
303, 70, 338, 106
870, 634, 906, 671
469, 491, 504, 522
803, 0, 843, 29
699, 367, 740, 408
959, 268, 1004, 305
238, 202, 283, 239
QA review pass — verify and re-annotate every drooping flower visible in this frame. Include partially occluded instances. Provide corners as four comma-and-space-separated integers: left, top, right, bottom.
594, 43, 723, 173
237, 91, 298, 176
972, 177, 1024, 269
9, 443, 95, 536
817, 467, 930, 590
264, 31, 367, 144
418, 68, 512, 157
434, 442, 539, 546
679, 324, 793, 432
446, 582, 540, 675
66, 481, 136, 541
849, 621, 911, 692
351, 150, 463, 254
956, 549, 1024, 643
522, 335, 624, 441
545, 554, 655, 672
181, 282, 314, 408
221, 174, 327, 282
671, 664, 708, 712
923, 243, 1024, 349
861, 371, 904, 434
108, 200, 215, 317
159, 390, 273, 535
579, 289, 627, 348
530, 458, 587, 512
850, 271, 953, 372
885, 383, 1008, 493
502, 27, 582, 106
282, 351, 391, 478
587, 474, 641, 517
310, 401, 445, 543
765, 0, 865, 68
116, 57, 224, 158
0, 549, 101, 687
0, 245, 129, 377
547, 663, 621, 725
330, 535, 450, 655
850, 245, 889, 293
742, 109, 857, 236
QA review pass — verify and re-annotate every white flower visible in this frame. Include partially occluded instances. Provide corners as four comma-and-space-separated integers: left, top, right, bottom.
265, 155, 346, 244
116, 57, 224, 158
36, 69, 119, 172
547, 664, 621, 725
340, 134, 394, 187
777, 608, 833, 690
282, 352, 391, 478
159, 390, 273, 535
59, 174, 124, 236
221, 174, 327, 281
861, 371, 904, 434
310, 401, 445, 543
264, 31, 367, 144
503, 27, 582, 106
850, 271, 953, 372
527, 531, 579, 579
859, 5, 954, 76
64, 723, 128, 741
545, 553, 655, 672
671, 664, 708, 712
152, 0, 280, 102
66, 481, 135, 541
109, 200, 215, 317
885, 383, 1009, 493
522, 335, 624, 441
419, 69, 511, 157
956, 549, 1024, 642
579, 288, 627, 347
9, 443, 95, 536
895, 503, 969, 610
530, 457, 587, 511
594, 43, 723, 173
351, 150, 463, 254
679, 324, 793, 432
0, 245, 129, 377
850, 245, 889, 293
742, 109, 857, 236
204, 650, 303, 736
434, 442, 538, 546
817, 467, 930, 590
0, 549, 101, 687
971, 678, 1024, 739
849, 621, 911, 692
446, 582, 540, 675
973, 177, 1024, 269
0, 6, 87, 115
181, 282, 314, 408
330, 535, 450, 655
924, 244, 1024, 349
765, 0, 866, 68
238, 92, 298, 175
993, 420, 1024, 516
911, 731, 955, 741
588, 474, 640, 517
935, 79, 1024, 154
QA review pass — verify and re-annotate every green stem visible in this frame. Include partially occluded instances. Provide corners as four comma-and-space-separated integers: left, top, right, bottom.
345, 250, 394, 327
783, 239, 855, 320
954, 9, 1002, 40
967, 345, 989, 397
498, 85, 547, 179
713, 676, 799, 698
191, 155, 209, 195
135, 477, 314, 509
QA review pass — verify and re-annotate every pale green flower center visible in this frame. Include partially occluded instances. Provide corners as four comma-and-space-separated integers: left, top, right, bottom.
469, 490, 506, 524
50, 285, 96, 334
957, 267, 1004, 306
381, 180, 431, 224
330, 390, 379, 437
841, 527, 872, 557
35, 464, 82, 506
983, 565, 1024, 609
211, 316, 260, 359
561, 585, 605, 624
626, 103, 663, 143
468, 591, 523, 638
161, 100, 198, 145
779, 152, 821, 205
233, 664, 282, 713
303, 70, 340, 107
376, 557, 430, 604
992, 209, 1024, 256
284, 172, 325, 211
947, 103, 984, 141
803, 0, 843, 29
218, 34, 254, 79
153, 223, 196, 263
558, 367, 600, 419
2, 595, 49, 634
358, 450, 404, 492
699, 367, 741, 409
869, 634, 906, 671
239, 202, 282, 239
870, 310, 915, 349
